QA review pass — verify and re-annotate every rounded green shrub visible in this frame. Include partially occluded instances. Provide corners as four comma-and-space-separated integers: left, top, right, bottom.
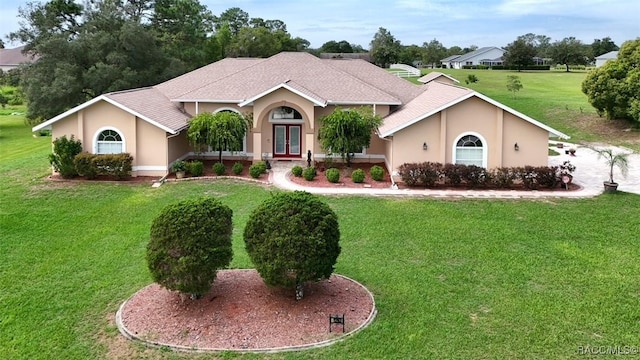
326, 168, 340, 183
49, 135, 83, 179
232, 162, 244, 175
303, 166, 317, 181
243, 191, 341, 299
249, 163, 263, 178
352, 168, 365, 183
146, 198, 233, 298
212, 162, 226, 175
291, 165, 303, 177
188, 160, 204, 177
254, 161, 267, 174
370, 165, 385, 181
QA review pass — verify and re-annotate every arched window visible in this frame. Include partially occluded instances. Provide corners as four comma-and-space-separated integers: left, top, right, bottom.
454, 133, 485, 167
271, 106, 302, 120
95, 128, 124, 154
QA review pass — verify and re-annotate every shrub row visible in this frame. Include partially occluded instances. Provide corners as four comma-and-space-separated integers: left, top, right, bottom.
461, 65, 550, 70
293, 164, 386, 184
397, 162, 560, 189
74, 153, 133, 180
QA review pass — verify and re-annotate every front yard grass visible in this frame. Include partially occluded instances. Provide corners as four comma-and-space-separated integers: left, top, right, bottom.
2, 109, 640, 359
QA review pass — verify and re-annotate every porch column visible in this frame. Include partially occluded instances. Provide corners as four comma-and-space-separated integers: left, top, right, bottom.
306, 133, 315, 159
253, 131, 262, 162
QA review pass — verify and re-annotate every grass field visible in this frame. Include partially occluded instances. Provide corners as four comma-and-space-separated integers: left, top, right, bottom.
2, 108, 640, 359
413, 69, 640, 151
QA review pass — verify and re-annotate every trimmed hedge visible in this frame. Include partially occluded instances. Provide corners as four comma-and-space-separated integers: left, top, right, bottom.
326, 168, 340, 183
370, 165, 385, 181
303, 166, 317, 181
291, 165, 303, 177
463, 65, 551, 70
351, 168, 365, 183
232, 162, 244, 175
188, 160, 204, 177
212, 162, 226, 175
398, 162, 560, 189
73, 152, 133, 180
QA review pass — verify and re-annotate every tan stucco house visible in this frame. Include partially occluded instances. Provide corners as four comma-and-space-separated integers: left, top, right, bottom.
33, 52, 568, 177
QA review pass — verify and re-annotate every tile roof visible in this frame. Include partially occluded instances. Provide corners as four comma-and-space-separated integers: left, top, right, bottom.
106, 87, 190, 133
417, 72, 459, 84
379, 82, 473, 136
164, 52, 412, 105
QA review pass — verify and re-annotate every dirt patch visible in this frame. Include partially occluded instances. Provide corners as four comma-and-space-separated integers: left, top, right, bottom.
118, 269, 375, 352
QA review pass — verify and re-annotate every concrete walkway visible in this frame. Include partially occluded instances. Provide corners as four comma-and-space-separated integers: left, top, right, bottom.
268, 142, 640, 199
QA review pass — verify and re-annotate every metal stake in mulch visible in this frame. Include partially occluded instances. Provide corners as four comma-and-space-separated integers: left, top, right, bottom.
329, 314, 345, 333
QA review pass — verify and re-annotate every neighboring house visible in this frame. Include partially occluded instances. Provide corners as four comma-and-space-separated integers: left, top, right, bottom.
595, 51, 618, 67
33, 52, 568, 178
417, 72, 459, 85
440, 47, 506, 69
0, 46, 36, 71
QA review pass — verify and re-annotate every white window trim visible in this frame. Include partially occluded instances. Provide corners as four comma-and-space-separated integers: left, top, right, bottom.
269, 106, 304, 123
93, 126, 125, 154
452, 132, 487, 168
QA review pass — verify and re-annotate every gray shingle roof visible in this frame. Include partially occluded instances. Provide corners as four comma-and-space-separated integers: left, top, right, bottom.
452, 47, 505, 63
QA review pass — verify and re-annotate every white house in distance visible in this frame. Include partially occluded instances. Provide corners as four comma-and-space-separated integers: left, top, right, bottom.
441, 47, 506, 69
595, 51, 618, 67
0, 46, 36, 71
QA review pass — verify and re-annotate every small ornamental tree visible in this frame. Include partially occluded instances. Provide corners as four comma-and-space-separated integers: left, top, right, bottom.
318, 107, 382, 167
243, 191, 341, 300
49, 135, 83, 178
187, 111, 250, 163
147, 198, 233, 298
506, 75, 523, 98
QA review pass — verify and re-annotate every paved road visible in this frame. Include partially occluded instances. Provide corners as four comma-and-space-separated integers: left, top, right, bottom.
268, 142, 640, 198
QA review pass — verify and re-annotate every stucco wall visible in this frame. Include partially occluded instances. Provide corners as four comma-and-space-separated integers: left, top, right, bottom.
390, 113, 442, 168
134, 118, 169, 175
502, 112, 549, 166
168, 131, 191, 164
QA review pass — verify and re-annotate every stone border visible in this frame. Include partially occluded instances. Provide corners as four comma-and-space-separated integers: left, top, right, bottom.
115, 272, 377, 354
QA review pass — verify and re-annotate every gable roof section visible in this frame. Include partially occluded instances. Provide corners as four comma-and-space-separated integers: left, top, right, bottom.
595, 51, 618, 60
378, 82, 569, 139
417, 72, 460, 84
453, 47, 505, 63
441, 54, 461, 62
170, 52, 408, 105
32, 87, 190, 134
238, 80, 327, 107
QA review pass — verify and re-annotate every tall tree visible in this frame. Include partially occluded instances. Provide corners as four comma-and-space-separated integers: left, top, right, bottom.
318, 107, 382, 167
214, 7, 249, 36
369, 27, 401, 67
422, 39, 446, 68
517, 33, 552, 58
320, 40, 353, 53
398, 44, 424, 66
550, 37, 589, 72
447, 46, 462, 56
582, 38, 640, 123
503, 38, 536, 71
591, 37, 619, 58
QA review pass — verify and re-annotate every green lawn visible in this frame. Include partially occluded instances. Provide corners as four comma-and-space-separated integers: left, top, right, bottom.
2, 108, 640, 359
412, 69, 640, 151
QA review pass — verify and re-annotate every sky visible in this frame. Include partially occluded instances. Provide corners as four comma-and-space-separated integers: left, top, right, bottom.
1, 0, 638, 49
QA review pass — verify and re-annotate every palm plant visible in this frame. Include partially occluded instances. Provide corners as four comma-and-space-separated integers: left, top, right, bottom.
591, 147, 629, 184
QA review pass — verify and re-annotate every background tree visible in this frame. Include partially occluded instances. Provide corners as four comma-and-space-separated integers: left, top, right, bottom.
462, 45, 478, 53
318, 107, 382, 167
550, 37, 589, 72
147, 197, 233, 298
503, 38, 536, 71
320, 40, 354, 53
398, 44, 424, 66
506, 75, 523, 98
0, 39, 4, 49
369, 27, 401, 67
213, 7, 248, 36
186, 111, 250, 162
243, 191, 341, 300
590, 37, 619, 59
446, 46, 463, 57
582, 38, 640, 123
422, 39, 446, 68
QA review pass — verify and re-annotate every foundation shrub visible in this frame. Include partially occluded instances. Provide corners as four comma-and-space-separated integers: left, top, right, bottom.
291, 165, 303, 177
49, 135, 83, 178
326, 168, 340, 183
303, 166, 317, 181
212, 162, 226, 175
188, 160, 204, 177
232, 162, 244, 175
351, 168, 365, 183
398, 162, 440, 187
492, 167, 517, 188
369, 165, 385, 181
442, 163, 465, 186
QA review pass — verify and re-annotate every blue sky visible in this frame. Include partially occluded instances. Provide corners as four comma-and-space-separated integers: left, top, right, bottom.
1, 0, 638, 49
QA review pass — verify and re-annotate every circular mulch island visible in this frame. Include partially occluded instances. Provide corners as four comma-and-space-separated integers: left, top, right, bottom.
116, 269, 376, 353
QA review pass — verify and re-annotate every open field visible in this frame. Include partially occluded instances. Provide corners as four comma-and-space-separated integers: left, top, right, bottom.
414, 69, 640, 151
2, 111, 640, 359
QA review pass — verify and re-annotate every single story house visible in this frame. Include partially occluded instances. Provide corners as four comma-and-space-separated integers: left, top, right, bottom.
417, 72, 459, 85
33, 51, 569, 177
595, 51, 618, 67
0, 46, 37, 71
441, 47, 506, 69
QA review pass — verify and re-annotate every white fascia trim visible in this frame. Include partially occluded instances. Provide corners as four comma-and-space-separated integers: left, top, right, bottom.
472, 92, 570, 139
32, 95, 179, 134
238, 83, 327, 107
133, 165, 167, 171
172, 99, 243, 103
378, 93, 476, 137
328, 100, 401, 106
379, 92, 570, 139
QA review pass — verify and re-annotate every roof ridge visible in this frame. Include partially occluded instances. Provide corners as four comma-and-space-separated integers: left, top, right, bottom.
320, 58, 404, 103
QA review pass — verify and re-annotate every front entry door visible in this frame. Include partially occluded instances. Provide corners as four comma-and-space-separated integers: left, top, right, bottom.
274, 125, 301, 157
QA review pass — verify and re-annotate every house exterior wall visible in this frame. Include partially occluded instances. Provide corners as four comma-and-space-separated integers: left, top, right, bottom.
168, 131, 191, 164
434, 76, 457, 85
452, 48, 505, 69
134, 118, 169, 176
387, 96, 550, 172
